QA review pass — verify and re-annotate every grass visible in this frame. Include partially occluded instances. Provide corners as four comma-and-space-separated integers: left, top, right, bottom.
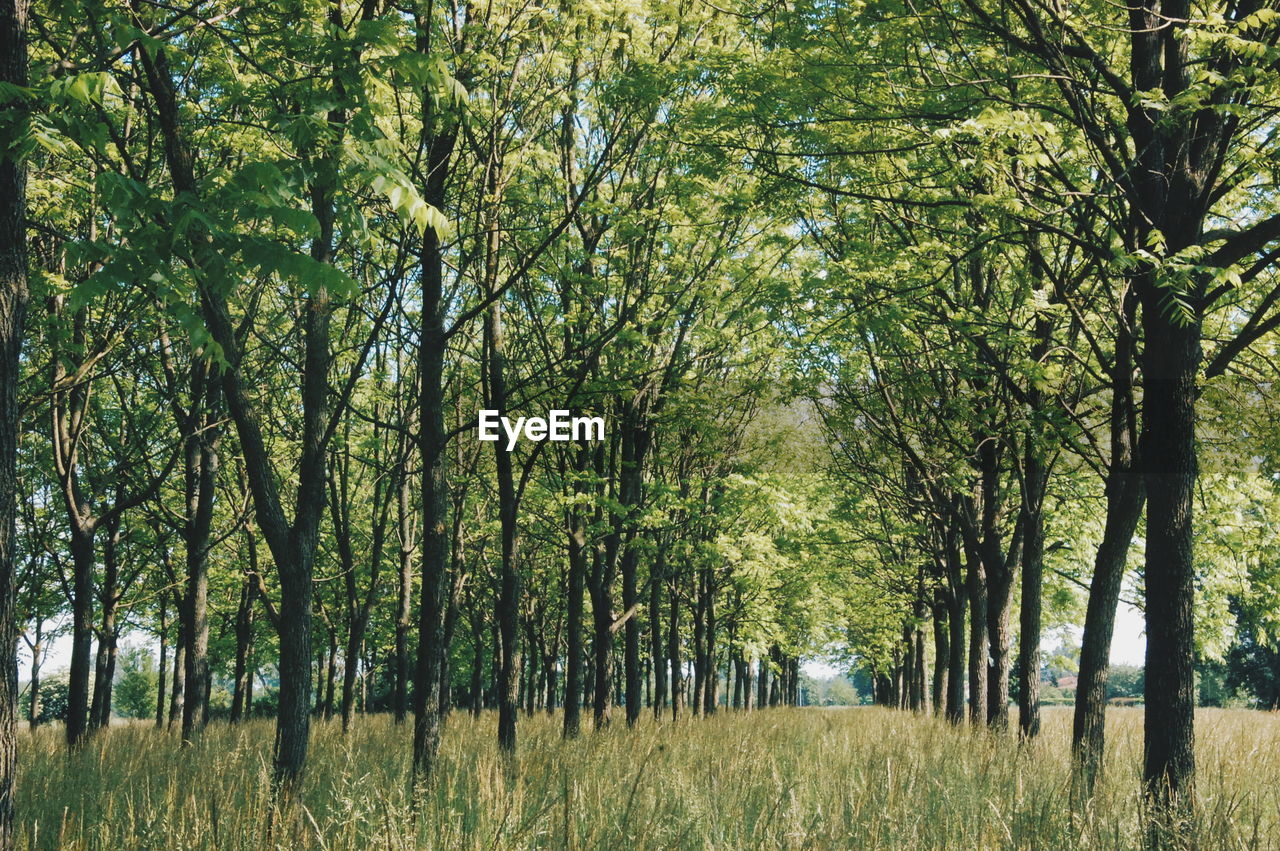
14, 706, 1280, 849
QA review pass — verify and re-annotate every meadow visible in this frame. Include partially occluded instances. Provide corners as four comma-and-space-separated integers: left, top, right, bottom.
14, 706, 1280, 849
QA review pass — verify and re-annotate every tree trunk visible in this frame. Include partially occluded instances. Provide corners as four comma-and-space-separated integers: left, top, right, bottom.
169, 644, 185, 728
563, 458, 587, 736
156, 598, 167, 728
691, 582, 705, 715
1017, 444, 1047, 739
702, 570, 717, 715
410, 42, 458, 769
181, 382, 218, 741
931, 599, 948, 715
1072, 294, 1144, 793
589, 513, 614, 729
138, 31, 333, 787
668, 580, 681, 721
0, 2, 24, 840
28, 623, 42, 729
965, 546, 987, 726
757, 655, 768, 711
65, 533, 95, 746
231, 573, 255, 723
650, 544, 667, 716
1139, 299, 1200, 825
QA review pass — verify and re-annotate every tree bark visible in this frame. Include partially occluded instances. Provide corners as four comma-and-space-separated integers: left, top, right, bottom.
965, 545, 987, 726
231, 572, 255, 723
168, 644, 185, 729
0, 0, 28, 830
1070, 286, 1144, 793
650, 543, 667, 716
1140, 296, 1200, 825
1016, 446, 1047, 739
410, 23, 458, 772
181, 385, 218, 741
562, 447, 588, 736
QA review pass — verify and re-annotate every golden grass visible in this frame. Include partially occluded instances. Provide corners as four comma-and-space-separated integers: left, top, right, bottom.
14, 706, 1280, 849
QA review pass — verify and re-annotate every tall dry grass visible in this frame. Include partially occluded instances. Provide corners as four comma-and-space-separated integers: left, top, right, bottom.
14, 706, 1280, 848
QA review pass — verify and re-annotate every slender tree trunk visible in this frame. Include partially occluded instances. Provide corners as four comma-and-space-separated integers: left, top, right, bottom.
931, 599, 948, 715
410, 32, 458, 769
668, 580, 681, 721
323, 629, 338, 720
0, 3, 25, 840
482, 213, 521, 754
27, 623, 42, 730
169, 644, 185, 728
90, 517, 122, 731
1017, 446, 1047, 739
752, 652, 762, 706
702, 570, 717, 716
138, 29, 334, 787
945, 587, 966, 723
691, 584, 705, 715
468, 597, 484, 717
394, 445, 415, 725
965, 546, 987, 726
650, 545, 666, 715
589, 516, 614, 729
181, 385, 218, 741
156, 598, 167, 728
1072, 295, 1144, 794
231, 574, 255, 723
563, 469, 587, 736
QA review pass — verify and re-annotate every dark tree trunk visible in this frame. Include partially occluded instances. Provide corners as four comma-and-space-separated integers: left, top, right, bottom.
468, 595, 484, 718
691, 581, 705, 715
27, 623, 42, 730
478, 146, 520, 754
965, 546, 987, 726
985, 567, 1013, 729
617, 402, 652, 727
231, 574, 255, 723
650, 544, 667, 716
138, 32, 337, 787
1139, 297, 1200, 823
181, 380, 218, 741
65, 534, 94, 746
323, 628, 338, 720
156, 597, 167, 728
589, 488, 614, 728
945, 584, 966, 723
0, 0, 21, 828
668, 579, 681, 721
89, 518, 123, 731
1016, 445, 1047, 739
1072, 294, 1144, 793
410, 60, 458, 774
702, 568, 717, 715
562, 454, 588, 736
931, 597, 948, 715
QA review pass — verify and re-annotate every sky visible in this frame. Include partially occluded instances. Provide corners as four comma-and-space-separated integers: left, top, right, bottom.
24, 598, 1149, 683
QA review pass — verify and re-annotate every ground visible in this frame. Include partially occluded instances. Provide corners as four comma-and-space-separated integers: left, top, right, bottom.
16, 706, 1280, 848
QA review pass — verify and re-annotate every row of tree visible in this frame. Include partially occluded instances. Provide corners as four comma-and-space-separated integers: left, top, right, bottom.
2, 0, 1280, 847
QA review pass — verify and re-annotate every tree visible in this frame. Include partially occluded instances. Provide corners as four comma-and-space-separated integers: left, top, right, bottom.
0, 0, 27, 839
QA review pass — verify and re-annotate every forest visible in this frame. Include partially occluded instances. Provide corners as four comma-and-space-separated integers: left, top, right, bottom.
4, 0, 1280, 847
